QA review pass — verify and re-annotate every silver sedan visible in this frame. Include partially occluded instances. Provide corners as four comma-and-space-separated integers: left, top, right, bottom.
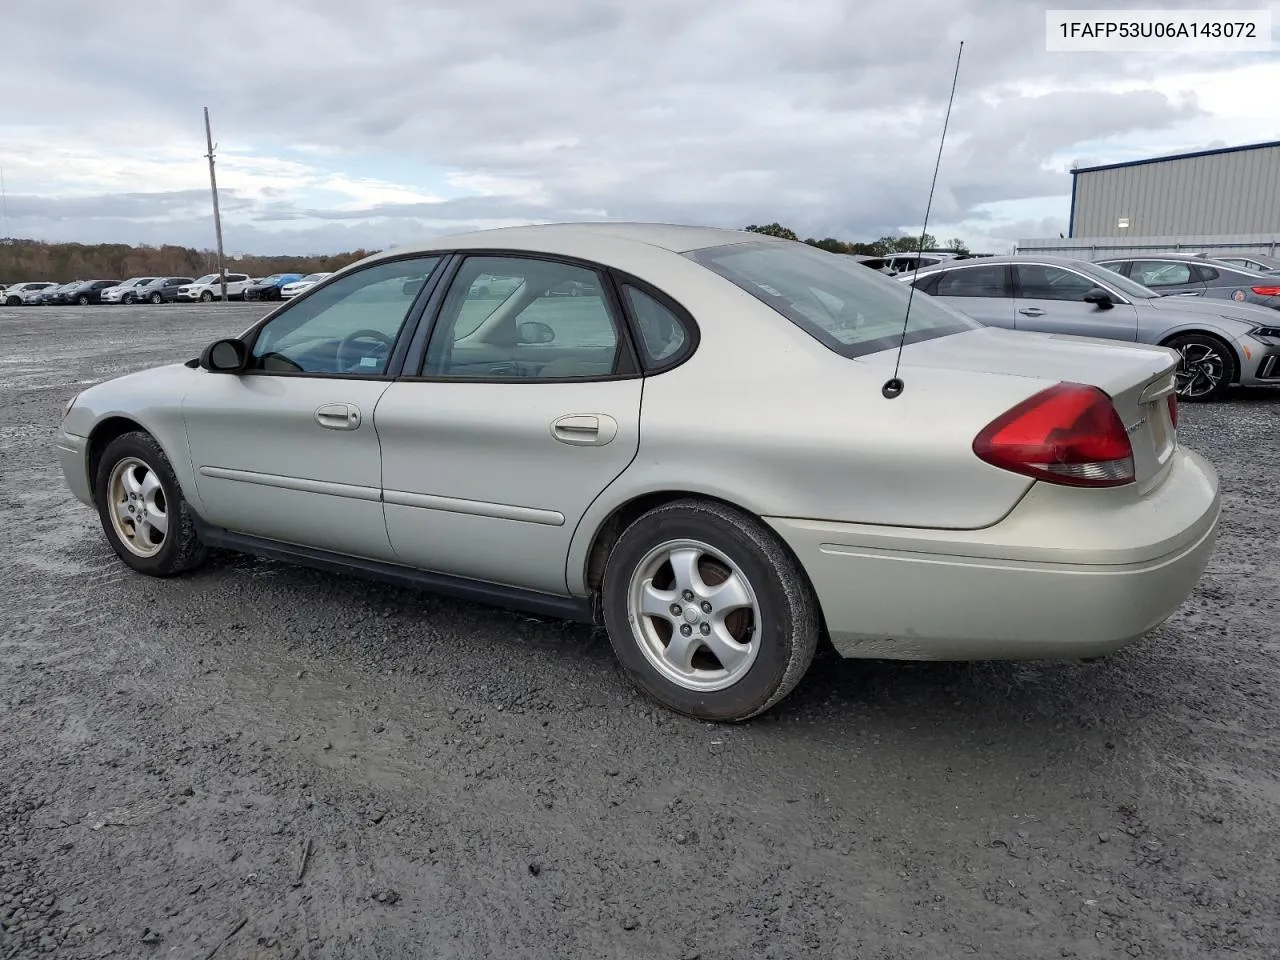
57, 224, 1220, 721
896, 254, 1280, 402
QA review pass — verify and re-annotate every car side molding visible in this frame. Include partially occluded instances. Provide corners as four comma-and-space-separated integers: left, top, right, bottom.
189, 514, 596, 624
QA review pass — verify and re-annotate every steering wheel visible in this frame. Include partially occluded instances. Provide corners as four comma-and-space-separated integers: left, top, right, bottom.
336, 329, 395, 372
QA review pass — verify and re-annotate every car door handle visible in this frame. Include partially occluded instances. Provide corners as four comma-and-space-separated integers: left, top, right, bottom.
315, 402, 361, 430
1018, 307, 1045, 316
551, 413, 618, 446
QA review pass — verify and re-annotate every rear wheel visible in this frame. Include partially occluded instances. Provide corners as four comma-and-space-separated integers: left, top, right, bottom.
93, 431, 209, 577
1166, 332, 1236, 402
601, 499, 821, 722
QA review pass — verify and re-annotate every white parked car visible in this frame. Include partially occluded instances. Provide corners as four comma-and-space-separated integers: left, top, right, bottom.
100, 277, 160, 304
55, 223, 1222, 721
280, 272, 333, 298
3, 281, 59, 306
176, 273, 253, 302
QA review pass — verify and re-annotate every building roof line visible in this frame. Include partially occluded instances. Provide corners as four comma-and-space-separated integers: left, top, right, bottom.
1071, 139, 1280, 175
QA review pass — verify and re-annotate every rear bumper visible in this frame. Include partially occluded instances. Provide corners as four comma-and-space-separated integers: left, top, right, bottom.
766, 446, 1220, 660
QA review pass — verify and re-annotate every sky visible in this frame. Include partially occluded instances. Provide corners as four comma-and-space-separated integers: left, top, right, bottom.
1, 0, 1278, 256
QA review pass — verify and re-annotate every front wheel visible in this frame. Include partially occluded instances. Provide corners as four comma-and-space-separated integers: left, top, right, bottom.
200, 290, 214, 302
93, 431, 209, 577
122, 294, 136, 305
150, 293, 163, 304
77, 295, 90, 305
601, 499, 821, 722
1166, 332, 1236, 402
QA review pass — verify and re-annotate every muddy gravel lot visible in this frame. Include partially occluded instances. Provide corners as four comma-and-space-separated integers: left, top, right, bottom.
2, 303, 1278, 959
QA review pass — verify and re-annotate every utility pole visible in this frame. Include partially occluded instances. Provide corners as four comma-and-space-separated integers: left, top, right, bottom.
203, 107, 228, 303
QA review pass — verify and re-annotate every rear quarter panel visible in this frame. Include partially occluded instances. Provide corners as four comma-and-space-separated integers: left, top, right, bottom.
563, 269, 1045, 594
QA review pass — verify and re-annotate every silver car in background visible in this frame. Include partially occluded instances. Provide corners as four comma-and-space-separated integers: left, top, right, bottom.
897, 254, 1280, 401
100, 277, 160, 304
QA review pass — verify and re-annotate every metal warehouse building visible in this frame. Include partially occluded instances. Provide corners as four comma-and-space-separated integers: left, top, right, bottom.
1067, 139, 1280, 238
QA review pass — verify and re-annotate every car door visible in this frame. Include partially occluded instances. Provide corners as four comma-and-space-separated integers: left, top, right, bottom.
1011, 263, 1139, 340
375, 254, 643, 595
181, 254, 444, 560
917, 263, 1016, 327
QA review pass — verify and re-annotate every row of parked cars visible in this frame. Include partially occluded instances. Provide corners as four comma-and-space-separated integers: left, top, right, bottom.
0, 271, 334, 307
889, 250, 1280, 402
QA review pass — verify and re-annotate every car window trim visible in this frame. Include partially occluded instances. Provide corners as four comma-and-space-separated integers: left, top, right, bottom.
397, 249, 644, 385
928, 262, 1013, 298
228, 252, 448, 382
605, 268, 701, 374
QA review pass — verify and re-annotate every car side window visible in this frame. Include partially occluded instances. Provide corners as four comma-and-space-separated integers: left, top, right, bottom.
1192, 264, 1219, 281
247, 256, 441, 375
422, 256, 622, 380
621, 284, 689, 367
934, 265, 1010, 297
1129, 261, 1192, 287
1015, 265, 1100, 301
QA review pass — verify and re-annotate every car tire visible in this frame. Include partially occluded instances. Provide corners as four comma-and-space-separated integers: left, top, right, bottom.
122, 294, 135, 305
77, 295, 90, 305
4, 296, 18, 306
93, 431, 209, 578
1165, 331, 1237, 402
150, 293, 163, 304
600, 498, 821, 722
200, 290, 214, 302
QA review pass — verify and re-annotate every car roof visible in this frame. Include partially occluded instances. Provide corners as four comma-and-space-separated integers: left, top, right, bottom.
903, 253, 1109, 273
385, 221, 779, 258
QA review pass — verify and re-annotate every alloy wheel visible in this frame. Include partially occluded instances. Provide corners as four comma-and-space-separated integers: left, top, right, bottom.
626, 538, 761, 692
106, 457, 168, 558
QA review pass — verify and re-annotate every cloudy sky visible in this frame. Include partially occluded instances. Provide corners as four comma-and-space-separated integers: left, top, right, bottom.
1, 0, 1278, 255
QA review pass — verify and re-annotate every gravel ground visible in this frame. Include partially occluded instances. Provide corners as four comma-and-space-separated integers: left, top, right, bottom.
2, 303, 1278, 960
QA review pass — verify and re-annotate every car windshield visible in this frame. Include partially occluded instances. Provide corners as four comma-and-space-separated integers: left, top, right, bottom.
193, 275, 218, 285
299, 273, 327, 283
259, 275, 281, 284
685, 240, 979, 358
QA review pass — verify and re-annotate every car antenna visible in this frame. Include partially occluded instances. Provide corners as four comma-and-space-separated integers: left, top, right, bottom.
882, 40, 964, 401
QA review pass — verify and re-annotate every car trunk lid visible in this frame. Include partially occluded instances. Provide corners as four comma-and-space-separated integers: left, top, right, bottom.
873, 327, 1180, 492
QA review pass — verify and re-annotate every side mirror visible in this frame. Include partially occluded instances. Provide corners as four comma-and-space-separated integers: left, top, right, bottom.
1083, 288, 1114, 309
518, 321, 555, 344
199, 338, 249, 373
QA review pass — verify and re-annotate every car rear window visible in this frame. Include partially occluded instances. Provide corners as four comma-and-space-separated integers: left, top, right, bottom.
685, 240, 979, 358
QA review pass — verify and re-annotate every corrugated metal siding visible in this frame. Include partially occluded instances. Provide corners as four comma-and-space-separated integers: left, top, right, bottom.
1014, 233, 1280, 258
1070, 144, 1280, 237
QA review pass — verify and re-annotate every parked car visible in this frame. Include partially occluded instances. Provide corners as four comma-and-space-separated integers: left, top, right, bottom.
896, 254, 1280, 401
100, 277, 160, 304
242, 273, 305, 301
40, 281, 84, 305
176, 273, 253, 302
1193, 252, 1280, 273
3, 281, 59, 305
64, 280, 122, 305
1094, 253, 1280, 314
132, 277, 196, 304
279, 272, 333, 298
56, 223, 1219, 722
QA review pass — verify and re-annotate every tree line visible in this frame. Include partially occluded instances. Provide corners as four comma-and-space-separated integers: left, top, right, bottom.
742, 223, 970, 256
0, 238, 377, 284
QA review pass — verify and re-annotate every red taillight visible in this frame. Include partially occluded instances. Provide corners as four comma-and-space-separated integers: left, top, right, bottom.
973, 382, 1135, 488
1166, 393, 1178, 428
1250, 285, 1280, 297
